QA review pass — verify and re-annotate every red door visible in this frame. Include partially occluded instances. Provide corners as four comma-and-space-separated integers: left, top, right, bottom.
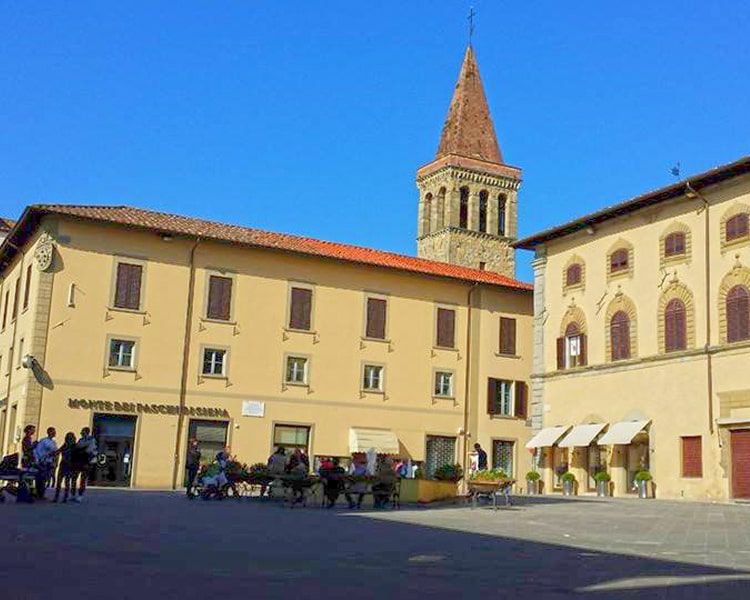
731, 430, 750, 499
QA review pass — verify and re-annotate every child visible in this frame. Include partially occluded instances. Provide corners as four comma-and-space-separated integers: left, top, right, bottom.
54, 432, 77, 503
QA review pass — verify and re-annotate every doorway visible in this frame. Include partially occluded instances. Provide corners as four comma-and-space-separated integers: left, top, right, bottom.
90, 414, 137, 487
185, 419, 229, 484
731, 429, 750, 499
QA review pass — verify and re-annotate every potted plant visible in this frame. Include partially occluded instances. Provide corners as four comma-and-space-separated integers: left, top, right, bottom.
592, 470, 611, 497
560, 471, 577, 496
434, 463, 464, 483
634, 470, 653, 499
526, 470, 542, 495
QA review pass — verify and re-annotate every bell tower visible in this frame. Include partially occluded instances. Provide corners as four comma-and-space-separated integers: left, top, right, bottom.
416, 46, 521, 277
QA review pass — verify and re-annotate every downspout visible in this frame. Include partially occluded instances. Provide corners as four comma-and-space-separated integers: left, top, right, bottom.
461, 282, 479, 490
171, 238, 201, 490
686, 182, 714, 434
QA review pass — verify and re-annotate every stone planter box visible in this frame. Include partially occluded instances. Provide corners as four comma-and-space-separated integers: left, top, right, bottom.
399, 479, 458, 504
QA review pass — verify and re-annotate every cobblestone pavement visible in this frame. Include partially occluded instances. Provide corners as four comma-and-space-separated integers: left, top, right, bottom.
1, 491, 749, 599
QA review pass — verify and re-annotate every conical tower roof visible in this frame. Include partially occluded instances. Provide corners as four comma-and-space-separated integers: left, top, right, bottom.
436, 46, 503, 164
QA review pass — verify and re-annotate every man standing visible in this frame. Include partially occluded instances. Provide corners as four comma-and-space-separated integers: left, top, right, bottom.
72, 427, 97, 503
474, 443, 488, 471
185, 437, 201, 497
33, 427, 58, 499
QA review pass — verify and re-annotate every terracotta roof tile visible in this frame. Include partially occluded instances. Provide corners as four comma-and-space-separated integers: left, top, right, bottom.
30, 204, 532, 290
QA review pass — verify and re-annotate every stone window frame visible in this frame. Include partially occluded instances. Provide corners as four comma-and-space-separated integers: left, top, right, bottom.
562, 254, 586, 294
606, 239, 635, 282
718, 264, 750, 344
558, 304, 588, 369
604, 293, 638, 362
657, 281, 695, 353
720, 204, 750, 252
660, 222, 692, 267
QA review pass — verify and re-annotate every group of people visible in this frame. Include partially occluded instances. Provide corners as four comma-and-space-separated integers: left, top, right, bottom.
318, 455, 398, 509
18, 424, 98, 503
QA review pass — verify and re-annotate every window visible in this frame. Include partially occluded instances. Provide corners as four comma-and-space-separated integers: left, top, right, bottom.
557, 323, 586, 369
492, 440, 514, 476
487, 379, 527, 418
11, 278, 20, 320
727, 285, 750, 343
434, 371, 454, 397
459, 187, 469, 229
610, 311, 631, 361
1, 290, 8, 329
113, 262, 143, 310
109, 339, 135, 369
566, 264, 582, 287
478, 190, 488, 233
22, 264, 32, 311
498, 194, 507, 236
16, 339, 24, 368
499, 317, 516, 355
202, 348, 227, 377
285, 356, 308, 385
273, 424, 310, 453
423, 193, 433, 235
664, 232, 686, 257
425, 435, 456, 478
206, 275, 232, 321
362, 365, 384, 392
610, 249, 629, 273
681, 436, 702, 478
365, 297, 387, 339
289, 286, 313, 331
665, 298, 687, 352
478, 262, 486, 271
436, 307, 456, 348
726, 213, 749, 242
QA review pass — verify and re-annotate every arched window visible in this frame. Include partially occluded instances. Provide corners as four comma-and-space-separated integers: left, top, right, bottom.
478, 190, 488, 233
610, 311, 631, 361
610, 249, 629, 273
664, 232, 686, 257
566, 264, 582, 287
726, 214, 749, 242
664, 298, 686, 352
436, 187, 446, 229
558, 322, 585, 369
727, 285, 750, 343
459, 187, 469, 229
498, 194, 507, 236
423, 193, 433, 235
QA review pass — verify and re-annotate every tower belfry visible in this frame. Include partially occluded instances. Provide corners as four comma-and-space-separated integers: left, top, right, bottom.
416, 46, 521, 277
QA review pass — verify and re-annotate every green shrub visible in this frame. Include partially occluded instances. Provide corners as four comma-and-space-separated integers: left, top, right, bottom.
433, 463, 464, 482
560, 471, 576, 483
634, 470, 652, 482
593, 471, 611, 482
470, 468, 507, 481
526, 470, 541, 481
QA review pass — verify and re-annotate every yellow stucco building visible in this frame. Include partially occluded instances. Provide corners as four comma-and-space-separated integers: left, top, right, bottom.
517, 155, 750, 501
0, 47, 534, 490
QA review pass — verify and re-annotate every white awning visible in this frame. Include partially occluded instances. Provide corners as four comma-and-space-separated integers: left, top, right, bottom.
525, 426, 570, 449
349, 428, 400, 454
557, 423, 607, 448
597, 420, 650, 445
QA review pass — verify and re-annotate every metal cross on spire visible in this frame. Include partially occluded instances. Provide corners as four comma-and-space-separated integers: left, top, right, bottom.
468, 6, 476, 45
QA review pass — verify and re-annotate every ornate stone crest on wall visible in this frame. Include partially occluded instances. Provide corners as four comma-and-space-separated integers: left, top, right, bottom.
34, 232, 55, 272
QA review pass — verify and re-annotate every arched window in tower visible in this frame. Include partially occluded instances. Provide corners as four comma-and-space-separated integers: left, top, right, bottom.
436, 187, 446, 229
727, 285, 750, 343
665, 298, 687, 352
459, 187, 469, 229
610, 311, 631, 361
478, 190, 488, 233
498, 194, 507, 236
423, 193, 433, 235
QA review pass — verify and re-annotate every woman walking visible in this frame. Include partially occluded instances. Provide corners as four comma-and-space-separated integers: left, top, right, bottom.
53, 432, 77, 503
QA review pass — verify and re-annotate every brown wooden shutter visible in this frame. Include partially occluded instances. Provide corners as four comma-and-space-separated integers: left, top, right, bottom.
487, 378, 498, 414
366, 298, 387, 339
207, 276, 232, 321
289, 287, 313, 330
681, 436, 702, 478
436, 308, 455, 348
114, 263, 142, 310
23, 264, 32, 310
727, 286, 750, 343
514, 381, 527, 419
11, 278, 20, 320
499, 317, 516, 355
556, 337, 565, 370
579, 334, 587, 366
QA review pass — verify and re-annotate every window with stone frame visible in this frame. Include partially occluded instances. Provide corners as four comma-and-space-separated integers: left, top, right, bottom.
726, 213, 750, 243
610, 311, 631, 361
566, 263, 582, 287
362, 364, 384, 392
478, 190, 488, 233
557, 322, 586, 370
498, 317, 516, 355
113, 262, 143, 310
610, 249, 629, 273
664, 232, 686, 258
202, 348, 227, 377
459, 187, 469, 229
285, 356, 309, 385
206, 275, 232, 321
109, 339, 135, 369
727, 285, 750, 343
436, 307, 456, 348
434, 371, 454, 397
664, 298, 687, 352
497, 194, 507, 236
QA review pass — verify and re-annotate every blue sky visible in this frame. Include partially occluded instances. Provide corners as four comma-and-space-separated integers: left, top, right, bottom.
1, 1, 748, 281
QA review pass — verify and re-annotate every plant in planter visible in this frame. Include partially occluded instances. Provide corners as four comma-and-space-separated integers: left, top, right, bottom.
560, 471, 577, 496
526, 470, 542, 495
634, 470, 653, 499
470, 468, 507, 482
433, 463, 464, 483
592, 470, 611, 497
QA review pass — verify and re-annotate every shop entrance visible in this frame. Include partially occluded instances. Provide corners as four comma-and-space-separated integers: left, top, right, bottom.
731, 429, 750, 499
90, 414, 137, 487
185, 419, 229, 484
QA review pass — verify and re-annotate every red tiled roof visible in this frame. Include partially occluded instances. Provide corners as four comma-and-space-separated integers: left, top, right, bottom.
21, 204, 532, 290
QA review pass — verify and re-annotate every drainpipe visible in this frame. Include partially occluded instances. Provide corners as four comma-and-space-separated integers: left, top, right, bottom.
171, 238, 201, 490
461, 282, 480, 490
686, 182, 714, 435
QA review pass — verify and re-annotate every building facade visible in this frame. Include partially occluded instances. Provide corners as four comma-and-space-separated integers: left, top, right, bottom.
516, 156, 750, 501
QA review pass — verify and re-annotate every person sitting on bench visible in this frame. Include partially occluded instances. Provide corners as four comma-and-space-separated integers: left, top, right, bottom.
372, 457, 397, 509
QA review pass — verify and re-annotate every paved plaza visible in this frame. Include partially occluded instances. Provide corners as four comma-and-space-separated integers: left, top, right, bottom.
1, 491, 750, 599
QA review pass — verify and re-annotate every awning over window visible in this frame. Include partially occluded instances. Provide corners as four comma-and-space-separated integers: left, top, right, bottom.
349, 428, 400, 454
557, 423, 607, 448
525, 426, 570, 449
597, 420, 650, 445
